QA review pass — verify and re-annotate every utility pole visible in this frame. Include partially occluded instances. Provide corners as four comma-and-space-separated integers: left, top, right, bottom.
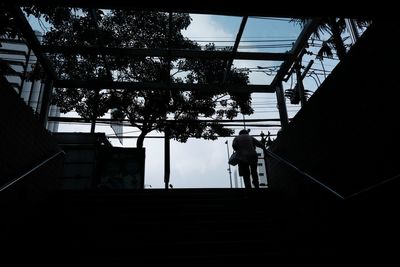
164, 125, 170, 189
225, 140, 233, 188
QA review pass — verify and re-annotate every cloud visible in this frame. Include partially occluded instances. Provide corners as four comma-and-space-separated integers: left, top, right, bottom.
182, 14, 233, 39
170, 139, 230, 188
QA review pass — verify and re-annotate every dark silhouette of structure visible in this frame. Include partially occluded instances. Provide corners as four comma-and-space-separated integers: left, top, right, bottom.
1, 2, 400, 265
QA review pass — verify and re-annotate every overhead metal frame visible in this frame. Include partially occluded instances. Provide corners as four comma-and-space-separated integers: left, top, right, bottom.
12, 0, 372, 18
270, 18, 321, 129
54, 80, 275, 93
271, 19, 321, 89
40, 45, 290, 61
47, 116, 282, 124
8, 4, 316, 92
222, 16, 248, 83
7, 3, 322, 128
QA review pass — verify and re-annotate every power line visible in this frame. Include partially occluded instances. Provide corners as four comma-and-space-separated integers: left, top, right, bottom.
249, 17, 293, 22
49, 116, 283, 124
187, 36, 298, 39
105, 134, 278, 139
193, 39, 296, 43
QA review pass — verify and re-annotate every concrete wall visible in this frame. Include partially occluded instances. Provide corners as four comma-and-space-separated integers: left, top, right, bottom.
0, 76, 63, 197
267, 20, 400, 199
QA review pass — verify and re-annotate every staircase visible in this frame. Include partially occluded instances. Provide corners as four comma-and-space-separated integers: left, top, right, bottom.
2, 187, 399, 265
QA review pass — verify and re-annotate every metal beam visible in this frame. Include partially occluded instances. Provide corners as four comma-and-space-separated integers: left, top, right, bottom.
164, 126, 170, 189
9, 6, 57, 80
271, 18, 321, 89
54, 80, 275, 93
295, 61, 307, 107
41, 45, 290, 61
223, 16, 248, 83
0, 48, 27, 57
1, 59, 25, 67
275, 82, 289, 129
105, 134, 278, 139
48, 117, 282, 123
39, 79, 53, 126
12, 1, 375, 19
3, 60, 25, 67
301, 60, 314, 80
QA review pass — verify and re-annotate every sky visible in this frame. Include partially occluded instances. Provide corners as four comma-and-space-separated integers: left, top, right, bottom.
28, 13, 345, 189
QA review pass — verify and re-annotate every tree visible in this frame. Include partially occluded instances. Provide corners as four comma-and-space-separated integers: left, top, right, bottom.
36, 9, 253, 147
0, 4, 18, 39
33, 8, 114, 132
292, 18, 371, 60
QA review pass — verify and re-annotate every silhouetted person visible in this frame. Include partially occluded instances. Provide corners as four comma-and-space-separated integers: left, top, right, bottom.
232, 129, 266, 189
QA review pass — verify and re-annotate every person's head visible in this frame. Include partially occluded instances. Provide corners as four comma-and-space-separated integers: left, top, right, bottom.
239, 129, 249, 135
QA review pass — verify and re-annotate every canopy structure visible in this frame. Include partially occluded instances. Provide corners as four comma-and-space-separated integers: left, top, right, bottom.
3, 1, 372, 139
1, 1, 373, 189
3, 2, 327, 130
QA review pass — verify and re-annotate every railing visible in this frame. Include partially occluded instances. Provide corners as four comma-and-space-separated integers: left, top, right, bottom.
344, 173, 400, 199
0, 150, 65, 192
264, 148, 345, 199
264, 148, 400, 200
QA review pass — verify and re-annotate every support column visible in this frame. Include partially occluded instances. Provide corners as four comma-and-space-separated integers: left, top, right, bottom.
164, 126, 170, 189
295, 61, 307, 107
90, 89, 99, 133
39, 78, 53, 127
275, 82, 289, 129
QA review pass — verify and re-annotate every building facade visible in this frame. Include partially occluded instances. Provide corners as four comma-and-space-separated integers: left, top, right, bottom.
0, 31, 59, 132
256, 147, 268, 187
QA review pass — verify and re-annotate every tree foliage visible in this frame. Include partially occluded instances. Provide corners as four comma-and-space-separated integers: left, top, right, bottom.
31, 8, 253, 147
0, 4, 18, 39
291, 17, 371, 60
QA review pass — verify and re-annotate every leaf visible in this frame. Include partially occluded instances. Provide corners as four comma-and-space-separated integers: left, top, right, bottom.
317, 41, 334, 60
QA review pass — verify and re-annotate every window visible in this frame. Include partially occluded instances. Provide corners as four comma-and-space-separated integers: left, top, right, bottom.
258, 163, 262, 166
259, 173, 264, 176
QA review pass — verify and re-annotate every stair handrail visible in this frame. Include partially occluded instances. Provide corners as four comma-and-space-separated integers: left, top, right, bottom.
265, 148, 400, 200
264, 148, 346, 199
344, 172, 400, 199
0, 150, 65, 192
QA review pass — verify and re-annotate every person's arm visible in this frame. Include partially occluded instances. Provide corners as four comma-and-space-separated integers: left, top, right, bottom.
232, 138, 238, 151
253, 137, 266, 150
